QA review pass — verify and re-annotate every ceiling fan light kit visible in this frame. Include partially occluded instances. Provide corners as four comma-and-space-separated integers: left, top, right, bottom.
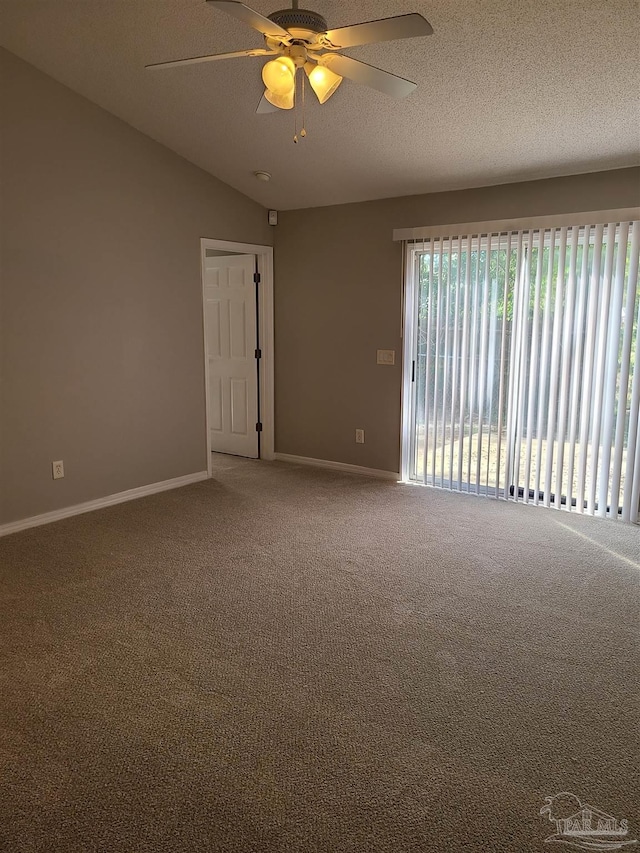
304, 62, 342, 105
147, 0, 434, 137
261, 54, 295, 95
264, 87, 294, 109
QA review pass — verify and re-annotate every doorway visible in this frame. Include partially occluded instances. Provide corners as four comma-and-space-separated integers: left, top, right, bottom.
200, 239, 274, 475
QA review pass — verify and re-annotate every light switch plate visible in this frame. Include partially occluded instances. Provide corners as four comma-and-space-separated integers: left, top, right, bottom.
377, 349, 395, 365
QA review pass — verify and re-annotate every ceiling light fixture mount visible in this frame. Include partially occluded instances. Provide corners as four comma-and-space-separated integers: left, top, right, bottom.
267, 4, 327, 41
254, 170, 272, 181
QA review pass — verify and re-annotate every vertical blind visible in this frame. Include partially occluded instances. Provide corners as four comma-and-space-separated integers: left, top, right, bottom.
405, 220, 640, 522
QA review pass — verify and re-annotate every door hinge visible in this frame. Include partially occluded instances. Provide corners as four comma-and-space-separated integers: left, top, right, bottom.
256, 422, 263, 432
412, 360, 416, 382
254, 272, 261, 284
255, 348, 262, 359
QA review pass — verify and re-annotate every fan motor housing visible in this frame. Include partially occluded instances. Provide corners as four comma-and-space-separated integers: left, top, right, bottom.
268, 8, 328, 36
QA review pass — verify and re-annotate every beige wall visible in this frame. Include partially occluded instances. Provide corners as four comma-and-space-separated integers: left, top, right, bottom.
0, 48, 271, 525
2, 47, 638, 524
274, 168, 640, 473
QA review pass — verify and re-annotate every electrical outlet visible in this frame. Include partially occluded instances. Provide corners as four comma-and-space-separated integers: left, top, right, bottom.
355, 429, 365, 444
52, 460, 64, 480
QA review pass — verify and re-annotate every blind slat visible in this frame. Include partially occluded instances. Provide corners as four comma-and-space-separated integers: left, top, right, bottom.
599, 223, 630, 516
555, 226, 580, 504
616, 223, 640, 520
576, 224, 604, 513
565, 225, 591, 510
494, 232, 513, 497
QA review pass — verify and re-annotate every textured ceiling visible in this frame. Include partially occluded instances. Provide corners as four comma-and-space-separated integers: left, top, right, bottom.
1, 0, 639, 209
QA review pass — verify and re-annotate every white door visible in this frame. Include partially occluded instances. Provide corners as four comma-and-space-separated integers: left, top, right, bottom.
204, 254, 259, 458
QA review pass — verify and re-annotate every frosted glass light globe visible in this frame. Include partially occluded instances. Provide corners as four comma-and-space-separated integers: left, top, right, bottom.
307, 64, 342, 104
262, 57, 295, 96
264, 88, 294, 110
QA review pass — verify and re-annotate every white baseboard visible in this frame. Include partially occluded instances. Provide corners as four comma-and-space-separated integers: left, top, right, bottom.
274, 453, 400, 481
0, 470, 210, 538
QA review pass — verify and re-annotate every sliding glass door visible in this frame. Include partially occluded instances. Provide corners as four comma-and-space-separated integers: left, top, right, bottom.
411, 234, 514, 496
404, 219, 640, 522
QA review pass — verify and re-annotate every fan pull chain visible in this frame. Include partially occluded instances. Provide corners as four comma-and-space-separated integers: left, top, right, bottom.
293, 71, 307, 144
293, 71, 298, 143
301, 72, 307, 138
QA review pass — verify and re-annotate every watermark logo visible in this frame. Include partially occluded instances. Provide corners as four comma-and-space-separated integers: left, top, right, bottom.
540, 792, 637, 850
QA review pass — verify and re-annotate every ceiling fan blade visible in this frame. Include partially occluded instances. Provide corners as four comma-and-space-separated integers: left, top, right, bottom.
146, 48, 275, 69
206, 1, 290, 40
320, 13, 433, 50
256, 92, 280, 113
320, 54, 417, 98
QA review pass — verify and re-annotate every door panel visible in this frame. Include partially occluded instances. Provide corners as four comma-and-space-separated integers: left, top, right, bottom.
204, 254, 258, 458
230, 378, 248, 435
206, 300, 223, 358
209, 376, 223, 432
230, 301, 247, 359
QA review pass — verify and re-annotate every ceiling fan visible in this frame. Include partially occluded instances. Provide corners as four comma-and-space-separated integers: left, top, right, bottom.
146, 1, 434, 114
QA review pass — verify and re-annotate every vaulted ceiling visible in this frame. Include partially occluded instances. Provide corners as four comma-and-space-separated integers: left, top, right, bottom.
1, 0, 638, 209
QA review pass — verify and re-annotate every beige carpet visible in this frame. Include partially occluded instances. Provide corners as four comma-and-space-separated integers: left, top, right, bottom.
1, 455, 638, 853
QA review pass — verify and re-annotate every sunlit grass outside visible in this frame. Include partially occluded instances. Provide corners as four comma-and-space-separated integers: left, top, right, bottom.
413, 425, 628, 510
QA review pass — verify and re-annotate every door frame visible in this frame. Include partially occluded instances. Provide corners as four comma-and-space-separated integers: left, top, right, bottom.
200, 238, 275, 476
